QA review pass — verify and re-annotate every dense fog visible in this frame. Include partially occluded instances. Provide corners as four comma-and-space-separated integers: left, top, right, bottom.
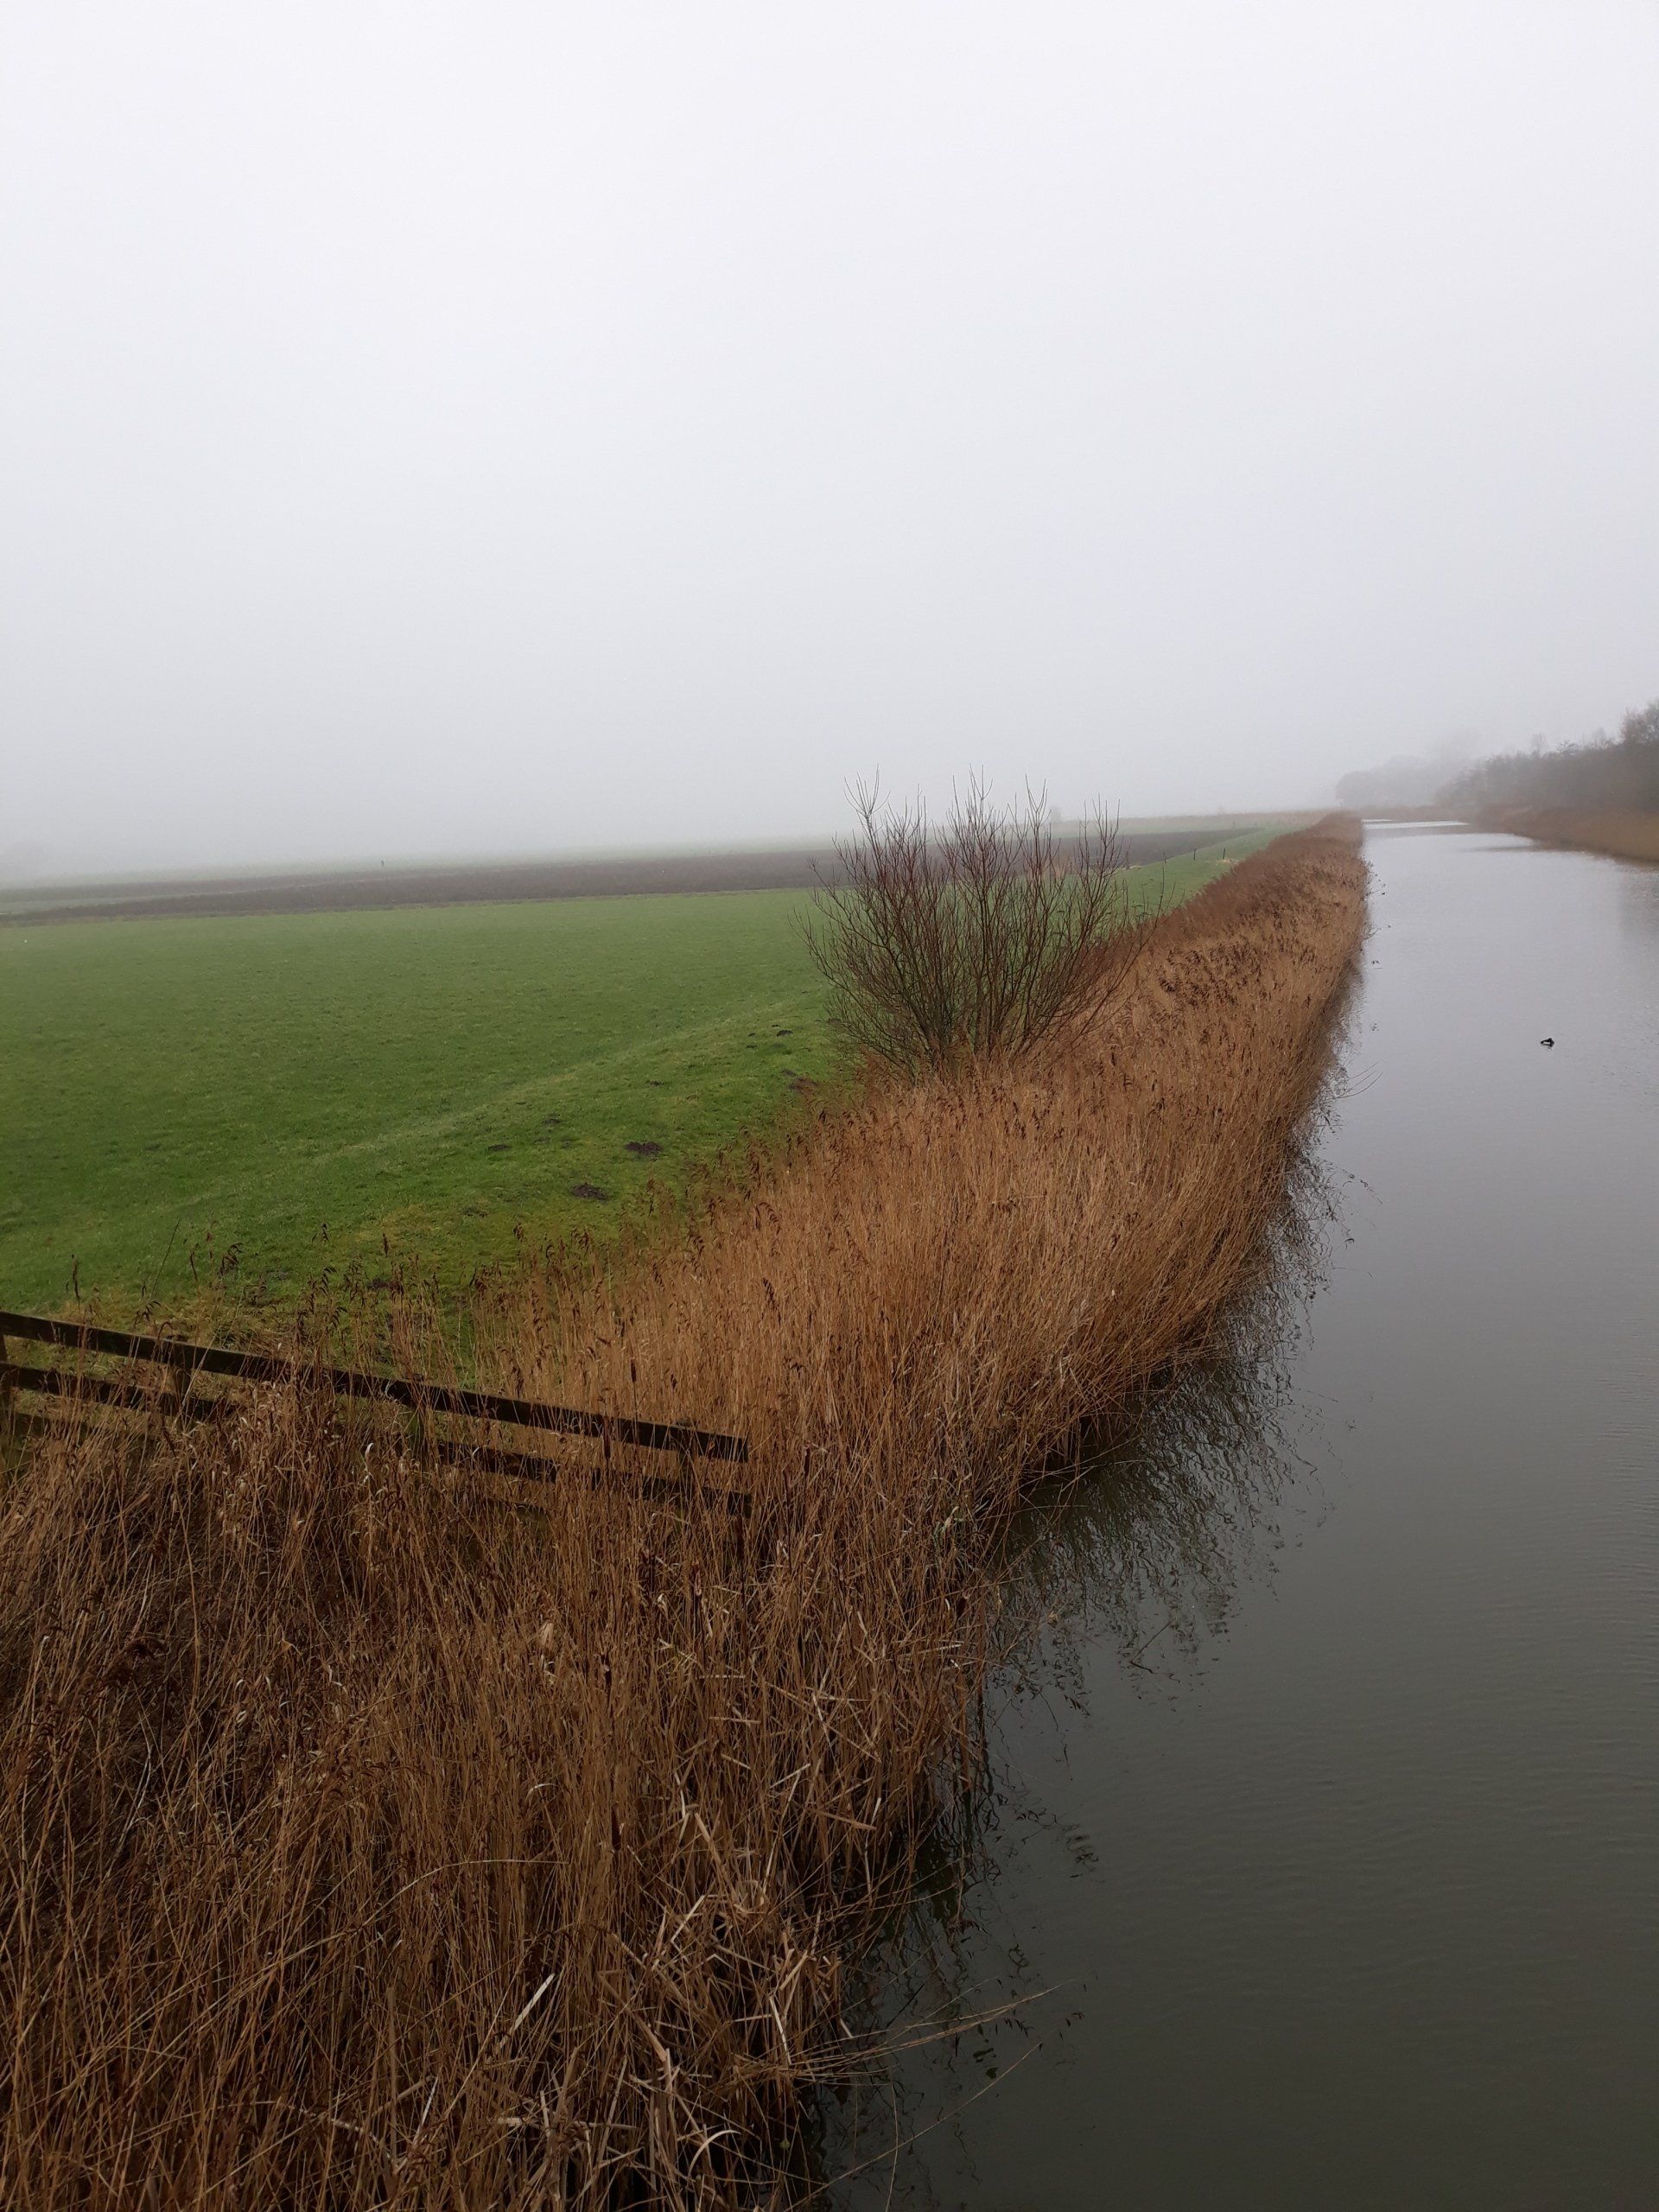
3, 2, 1656, 878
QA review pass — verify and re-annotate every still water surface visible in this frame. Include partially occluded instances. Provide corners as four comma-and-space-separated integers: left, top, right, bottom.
830, 826, 1659, 2209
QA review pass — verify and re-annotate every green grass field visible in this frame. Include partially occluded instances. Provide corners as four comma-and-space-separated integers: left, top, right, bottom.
1, 838, 1274, 1315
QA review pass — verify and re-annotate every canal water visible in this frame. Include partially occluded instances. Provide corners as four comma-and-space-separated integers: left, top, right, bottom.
828, 825, 1659, 2209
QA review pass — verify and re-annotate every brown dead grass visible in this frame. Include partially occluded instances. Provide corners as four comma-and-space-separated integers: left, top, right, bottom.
0, 820, 1366, 2208
1478, 805, 1659, 864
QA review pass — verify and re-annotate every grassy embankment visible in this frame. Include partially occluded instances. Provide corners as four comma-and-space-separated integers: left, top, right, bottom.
0, 835, 1273, 1317
0, 820, 1364, 2206
1475, 806, 1659, 864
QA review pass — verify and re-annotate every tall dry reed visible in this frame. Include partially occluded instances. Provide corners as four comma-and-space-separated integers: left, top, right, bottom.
1476, 804, 1659, 864
0, 820, 1366, 2208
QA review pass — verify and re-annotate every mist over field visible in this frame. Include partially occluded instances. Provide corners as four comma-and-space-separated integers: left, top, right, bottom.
3, 3, 1657, 877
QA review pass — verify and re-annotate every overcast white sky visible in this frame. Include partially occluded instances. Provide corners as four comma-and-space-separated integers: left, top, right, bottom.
3, 2, 1656, 874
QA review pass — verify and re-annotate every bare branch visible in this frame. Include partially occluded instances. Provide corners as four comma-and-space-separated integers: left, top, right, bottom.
802, 780, 1149, 1076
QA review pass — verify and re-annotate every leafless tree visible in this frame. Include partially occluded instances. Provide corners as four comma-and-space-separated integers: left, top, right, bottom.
803, 778, 1150, 1076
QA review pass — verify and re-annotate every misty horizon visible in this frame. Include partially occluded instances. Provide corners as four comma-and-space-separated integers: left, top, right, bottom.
5, 3, 1657, 877
0, 804, 1284, 899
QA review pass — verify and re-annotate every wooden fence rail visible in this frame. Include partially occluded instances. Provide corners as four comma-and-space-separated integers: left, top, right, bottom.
0, 1308, 748, 1493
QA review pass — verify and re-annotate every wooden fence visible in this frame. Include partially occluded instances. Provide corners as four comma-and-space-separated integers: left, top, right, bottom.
0, 1307, 747, 1500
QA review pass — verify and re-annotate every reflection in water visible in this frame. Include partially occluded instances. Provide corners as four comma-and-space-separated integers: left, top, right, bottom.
812, 828, 1659, 2211
1618, 854, 1659, 951
812, 1157, 1343, 2202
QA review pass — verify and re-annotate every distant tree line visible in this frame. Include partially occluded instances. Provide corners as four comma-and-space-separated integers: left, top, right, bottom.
1439, 698, 1659, 815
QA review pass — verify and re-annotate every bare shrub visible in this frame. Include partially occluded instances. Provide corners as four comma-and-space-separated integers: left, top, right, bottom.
802, 779, 1148, 1076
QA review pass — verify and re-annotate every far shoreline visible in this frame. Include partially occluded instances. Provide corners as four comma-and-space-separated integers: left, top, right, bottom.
1471, 805, 1659, 865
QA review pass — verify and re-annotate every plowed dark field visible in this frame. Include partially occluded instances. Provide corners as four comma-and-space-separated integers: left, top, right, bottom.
3, 827, 1256, 925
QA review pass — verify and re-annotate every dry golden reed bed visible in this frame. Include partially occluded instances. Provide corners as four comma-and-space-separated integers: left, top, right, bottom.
0, 821, 1365, 2209
1478, 804, 1659, 864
